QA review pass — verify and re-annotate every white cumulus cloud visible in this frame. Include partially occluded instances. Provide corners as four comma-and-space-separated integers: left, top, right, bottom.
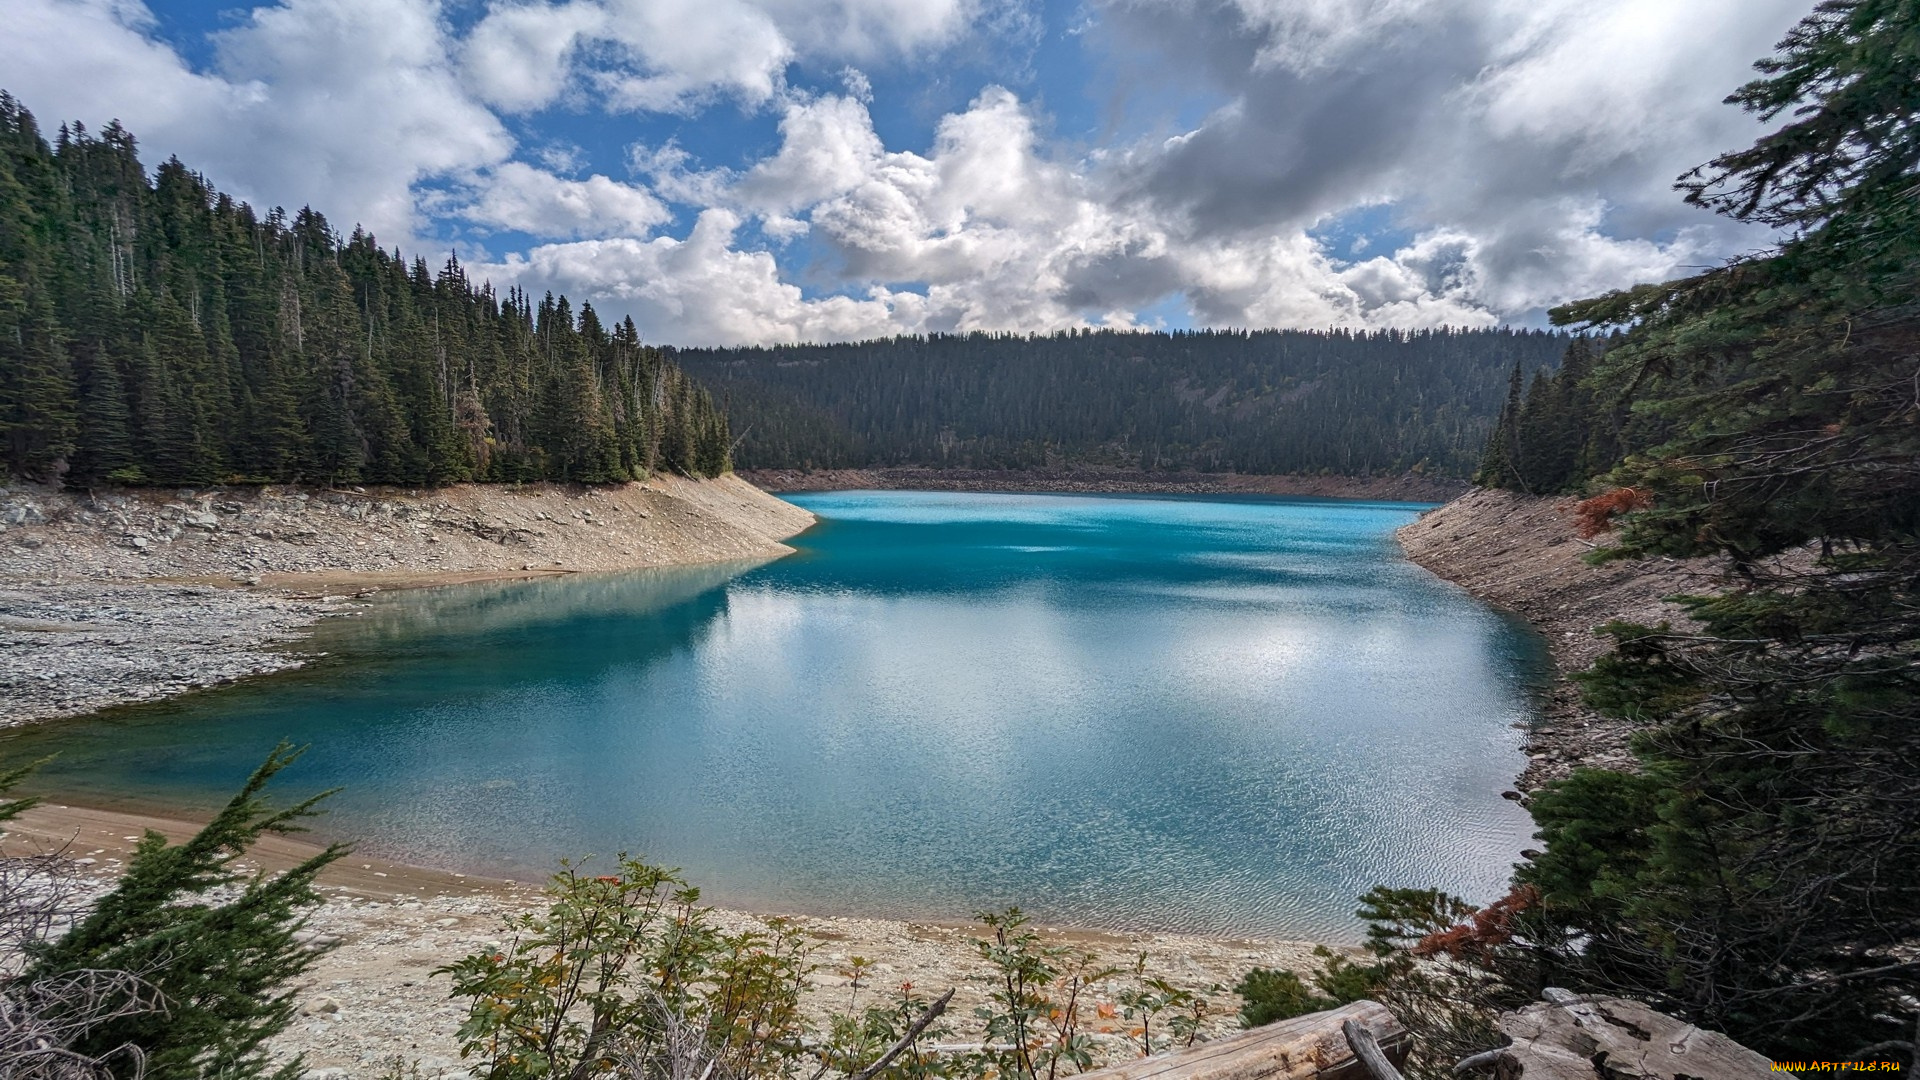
458, 162, 671, 239
0, 0, 1823, 344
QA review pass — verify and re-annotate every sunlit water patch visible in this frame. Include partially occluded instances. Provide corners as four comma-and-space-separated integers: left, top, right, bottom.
6, 491, 1546, 940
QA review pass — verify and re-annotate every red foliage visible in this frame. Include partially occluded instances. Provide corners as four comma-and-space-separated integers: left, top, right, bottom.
1571, 487, 1652, 538
1412, 885, 1540, 965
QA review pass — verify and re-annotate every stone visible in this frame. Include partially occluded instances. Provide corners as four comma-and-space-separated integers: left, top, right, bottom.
122, 535, 150, 550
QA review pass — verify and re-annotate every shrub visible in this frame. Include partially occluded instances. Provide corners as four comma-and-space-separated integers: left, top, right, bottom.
1570, 486, 1651, 539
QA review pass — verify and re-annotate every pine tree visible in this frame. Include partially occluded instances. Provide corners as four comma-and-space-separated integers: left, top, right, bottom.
0, 95, 737, 488
1473, 363, 1525, 490
27, 743, 346, 1079
69, 341, 136, 483
0, 94, 77, 480
1490, 0, 1920, 1054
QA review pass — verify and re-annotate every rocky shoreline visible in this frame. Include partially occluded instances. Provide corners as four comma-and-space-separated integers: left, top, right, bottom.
0, 582, 343, 722
1396, 488, 1721, 790
0, 476, 814, 726
741, 467, 1467, 503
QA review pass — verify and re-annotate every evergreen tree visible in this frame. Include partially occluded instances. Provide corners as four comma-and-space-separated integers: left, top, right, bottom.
26, 743, 346, 1079
1472, 339, 1610, 495
1474, 363, 1525, 489
1466, 0, 1920, 1054
69, 338, 136, 482
0, 96, 732, 488
0, 94, 77, 480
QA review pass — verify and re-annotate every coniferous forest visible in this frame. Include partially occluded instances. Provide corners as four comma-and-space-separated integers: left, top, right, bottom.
0, 95, 732, 489
674, 327, 1568, 477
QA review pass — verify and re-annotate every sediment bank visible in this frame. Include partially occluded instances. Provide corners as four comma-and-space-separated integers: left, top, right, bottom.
742, 467, 1466, 503
1396, 488, 1721, 789
3, 801, 1323, 1079
0, 475, 815, 726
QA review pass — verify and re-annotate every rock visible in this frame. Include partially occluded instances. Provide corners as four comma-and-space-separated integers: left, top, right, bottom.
3, 504, 45, 526
301, 996, 342, 1016
122, 535, 150, 550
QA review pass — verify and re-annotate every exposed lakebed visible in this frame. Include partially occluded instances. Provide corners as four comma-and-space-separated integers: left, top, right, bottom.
9, 491, 1544, 940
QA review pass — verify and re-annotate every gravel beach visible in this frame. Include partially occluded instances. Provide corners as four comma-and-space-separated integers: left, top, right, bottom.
3, 802, 1326, 1078
0, 475, 814, 726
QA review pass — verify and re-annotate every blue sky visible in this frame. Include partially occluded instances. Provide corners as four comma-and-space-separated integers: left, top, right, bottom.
4, 0, 1813, 345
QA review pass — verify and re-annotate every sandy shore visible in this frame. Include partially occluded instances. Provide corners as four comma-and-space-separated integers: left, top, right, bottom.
0, 475, 815, 726
5, 801, 1325, 1078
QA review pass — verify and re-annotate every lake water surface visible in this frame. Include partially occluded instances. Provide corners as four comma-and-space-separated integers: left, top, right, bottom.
8, 491, 1546, 940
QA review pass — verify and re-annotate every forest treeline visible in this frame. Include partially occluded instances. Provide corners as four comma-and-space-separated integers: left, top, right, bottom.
0, 94, 731, 488
673, 327, 1568, 478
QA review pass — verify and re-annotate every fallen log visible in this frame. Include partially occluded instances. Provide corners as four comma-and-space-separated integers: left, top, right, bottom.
1466, 992, 1774, 1080
1074, 1001, 1410, 1080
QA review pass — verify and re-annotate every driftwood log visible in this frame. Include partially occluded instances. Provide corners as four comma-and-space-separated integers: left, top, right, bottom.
1074, 1001, 1410, 1080
1461, 992, 1774, 1080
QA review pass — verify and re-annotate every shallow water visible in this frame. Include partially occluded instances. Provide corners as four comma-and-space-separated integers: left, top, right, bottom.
7, 491, 1546, 940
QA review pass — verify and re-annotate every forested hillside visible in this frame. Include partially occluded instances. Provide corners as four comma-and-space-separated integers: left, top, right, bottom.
0, 95, 730, 488
674, 327, 1568, 478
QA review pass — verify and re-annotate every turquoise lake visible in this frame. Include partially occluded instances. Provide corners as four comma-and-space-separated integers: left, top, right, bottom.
7, 491, 1546, 941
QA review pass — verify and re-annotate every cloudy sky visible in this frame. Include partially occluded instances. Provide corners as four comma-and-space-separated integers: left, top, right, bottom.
4, 0, 1814, 345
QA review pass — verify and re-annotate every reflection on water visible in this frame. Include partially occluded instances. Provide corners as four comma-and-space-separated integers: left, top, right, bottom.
4, 491, 1547, 940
